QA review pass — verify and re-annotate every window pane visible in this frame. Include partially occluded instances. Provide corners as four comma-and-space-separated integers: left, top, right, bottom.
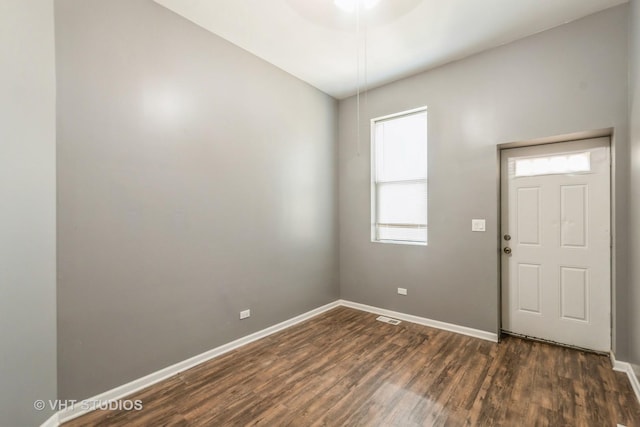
378, 226, 427, 243
377, 181, 427, 226
371, 108, 427, 245
515, 152, 591, 177
375, 112, 427, 182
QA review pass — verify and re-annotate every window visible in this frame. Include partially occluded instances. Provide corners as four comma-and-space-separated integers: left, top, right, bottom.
514, 152, 591, 177
371, 108, 428, 245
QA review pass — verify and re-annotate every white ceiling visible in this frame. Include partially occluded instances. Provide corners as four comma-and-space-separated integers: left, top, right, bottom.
153, 0, 627, 99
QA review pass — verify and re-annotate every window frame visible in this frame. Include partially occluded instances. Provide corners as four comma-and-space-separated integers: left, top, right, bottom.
370, 106, 428, 246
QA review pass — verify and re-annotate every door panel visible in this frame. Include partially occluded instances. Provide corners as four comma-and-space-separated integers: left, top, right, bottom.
560, 185, 587, 247
560, 267, 588, 321
501, 137, 610, 352
518, 263, 541, 313
517, 187, 540, 245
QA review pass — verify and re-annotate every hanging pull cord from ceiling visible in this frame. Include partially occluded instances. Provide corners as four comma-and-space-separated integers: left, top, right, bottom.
355, 1, 370, 158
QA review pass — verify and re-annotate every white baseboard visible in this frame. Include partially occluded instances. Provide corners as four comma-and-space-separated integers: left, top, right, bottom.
44, 299, 500, 426
612, 355, 640, 404
41, 294, 640, 427
54, 300, 340, 425
339, 299, 499, 342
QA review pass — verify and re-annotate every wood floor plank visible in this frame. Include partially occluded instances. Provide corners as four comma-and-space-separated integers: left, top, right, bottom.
63, 307, 640, 426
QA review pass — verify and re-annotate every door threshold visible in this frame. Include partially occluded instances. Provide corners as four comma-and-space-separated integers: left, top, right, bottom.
501, 330, 609, 356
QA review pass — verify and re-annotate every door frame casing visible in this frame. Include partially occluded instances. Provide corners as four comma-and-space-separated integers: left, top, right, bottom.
496, 127, 615, 351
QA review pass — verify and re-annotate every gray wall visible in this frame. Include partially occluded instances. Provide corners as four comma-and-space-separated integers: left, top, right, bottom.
0, 0, 58, 425
339, 6, 630, 350
629, 0, 640, 376
56, 0, 338, 400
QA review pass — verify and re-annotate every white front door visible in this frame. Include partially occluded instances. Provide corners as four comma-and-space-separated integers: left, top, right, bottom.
501, 137, 611, 352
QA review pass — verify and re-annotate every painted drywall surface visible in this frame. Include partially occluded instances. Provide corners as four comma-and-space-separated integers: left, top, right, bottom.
629, 0, 640, 376
56, 0, 338, 400
0, 0, 58, 425
339, 6, 629, 347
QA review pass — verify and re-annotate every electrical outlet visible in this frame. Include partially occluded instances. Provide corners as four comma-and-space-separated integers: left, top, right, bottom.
240, 309, 251, 320
397, 288, 408, 296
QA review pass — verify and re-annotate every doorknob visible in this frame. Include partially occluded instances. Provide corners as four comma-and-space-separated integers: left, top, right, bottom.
504, 234, 511, 241
503, 247, 512, 254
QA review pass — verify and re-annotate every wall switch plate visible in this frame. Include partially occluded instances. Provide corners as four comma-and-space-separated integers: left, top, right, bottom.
472, 219, 486, 232
240, 309, 251, 320
397, 288, 408, 296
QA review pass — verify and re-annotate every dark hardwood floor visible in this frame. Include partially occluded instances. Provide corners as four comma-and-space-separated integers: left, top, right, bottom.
63, 307, 640, 426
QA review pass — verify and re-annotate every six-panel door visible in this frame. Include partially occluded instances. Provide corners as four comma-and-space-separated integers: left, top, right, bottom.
501, 137, 611, 352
